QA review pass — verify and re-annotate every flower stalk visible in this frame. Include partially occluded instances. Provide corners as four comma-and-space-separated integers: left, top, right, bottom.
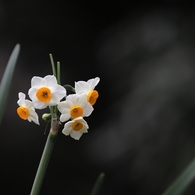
30, 114, 60, 195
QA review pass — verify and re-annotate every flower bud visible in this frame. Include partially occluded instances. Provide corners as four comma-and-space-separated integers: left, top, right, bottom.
42, 113, 51, 121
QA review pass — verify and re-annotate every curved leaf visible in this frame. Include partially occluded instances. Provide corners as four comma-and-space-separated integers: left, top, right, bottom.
0, 44, 20, 125
163, 158, 195, 195
90, 172, 105, 195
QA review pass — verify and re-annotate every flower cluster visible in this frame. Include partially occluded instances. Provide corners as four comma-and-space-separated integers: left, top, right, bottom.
17, 75, 100, 140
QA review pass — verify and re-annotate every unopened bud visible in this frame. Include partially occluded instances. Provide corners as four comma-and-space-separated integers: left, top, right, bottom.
42, 113, 51, 121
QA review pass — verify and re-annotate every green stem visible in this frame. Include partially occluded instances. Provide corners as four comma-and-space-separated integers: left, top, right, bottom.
57, 61, 61, 85
30, 116, 59, 195
49, 54, 56, 77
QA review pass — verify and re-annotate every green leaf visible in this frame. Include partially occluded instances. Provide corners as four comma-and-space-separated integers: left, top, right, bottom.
90, 172, 105, 195
0, 44, 20, 125
63, 84, 75, 93
163, 158, 195, 195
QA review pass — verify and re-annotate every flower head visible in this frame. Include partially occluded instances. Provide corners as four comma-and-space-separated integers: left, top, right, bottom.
28, 75, 66, 109
75, 77, 100, 105
62, 117, 89, 140
17, 92, 39, 125
57, 93, 93, 122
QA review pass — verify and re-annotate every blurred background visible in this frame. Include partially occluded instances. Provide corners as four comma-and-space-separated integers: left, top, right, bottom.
1, 1, 195, 194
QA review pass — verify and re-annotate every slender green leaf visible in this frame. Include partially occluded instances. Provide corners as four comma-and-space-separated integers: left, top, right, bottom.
0, 44, 20, 125
163, 158, 195, 195
63, 84, 75, 93
90, 172, 105, 195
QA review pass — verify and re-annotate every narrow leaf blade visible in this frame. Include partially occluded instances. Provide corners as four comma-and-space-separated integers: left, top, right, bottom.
0, 44, 20, 125
163, 158, 195, 195
90, 172, 105, 195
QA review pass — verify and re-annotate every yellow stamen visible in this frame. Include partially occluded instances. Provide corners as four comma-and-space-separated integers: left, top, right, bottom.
36, 87, 51, 102
87, 90, 99, 105
72, 121, 83, 131
17, 107, 29, 120
70, 106, 83, 118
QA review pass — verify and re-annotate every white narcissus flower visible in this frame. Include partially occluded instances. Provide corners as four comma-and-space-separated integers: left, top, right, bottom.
57, 93, 93, 122
62, 117, 89, 140
28, 75, 66, 109
75, 77, 100, 105
17, 92, 39, 125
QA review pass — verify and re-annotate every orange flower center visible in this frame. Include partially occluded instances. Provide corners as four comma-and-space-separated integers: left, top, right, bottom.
72, 121, 83, 131
36, 87, 51, 102
87, 90, 99, 105
17, 107, 29, 120
70, 106, 83, 118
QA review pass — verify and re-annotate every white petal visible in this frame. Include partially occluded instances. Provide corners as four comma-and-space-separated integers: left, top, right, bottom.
67, 94, 76, 103
48, 99, 58, 106
87, 77, 100, 90
17, 100, 22, 106
68, 93, 87, 107
29, 111, 39, 125
33, 101, 48, 109
80, 128, 88, 133
75, 81, 90, 94
83, 102, 94, 117
18, 92, 26, 100
17, 92, 27, 106
51, 85, 66, 101
66, 94, 76, 103
28, 87, 39, 101
80, 118, 89, 130
62, 122, 72, 135
70, 131, 83, 140
58, 101, 72, 113
44, 75, 57, 86
31, 76, 44, 87
24, 100, 34, 109
78, 93, 88, 107
48, 84, 66, 106
60, 113, 70, 122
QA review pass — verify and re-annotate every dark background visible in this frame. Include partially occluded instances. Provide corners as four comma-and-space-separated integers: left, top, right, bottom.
1, 1, 195, 194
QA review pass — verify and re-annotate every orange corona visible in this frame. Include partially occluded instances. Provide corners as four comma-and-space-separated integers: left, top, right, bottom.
70, 106, 83, 118
36, 87, 52, 102
87, 90, 99, 105
72, 121, 83, 131
17, 107, 29, 120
